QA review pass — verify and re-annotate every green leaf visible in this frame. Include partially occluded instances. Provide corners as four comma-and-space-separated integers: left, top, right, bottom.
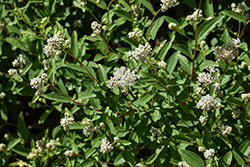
221, 151, 232, 166
73, 91, 96, 100
7, 138, 22, 151
147, 16, 164, 40
178, 150, 205, 167
71, 31, 78, 57
17, 112, 29, 141
118, 140, 131, 146
62, 63, 88, 74
85, 148, 96, 158
166, 51, 179, 74
158, 32, 176, 60
197, 15, 224, 43
114, 152, 126, 165
44, 93, 72, 103
12, 146, 30, 157
114, 10, 132, 21
203, 0, 214, 17
139, 0, 154, 14
135, 92, 152, 106
98, 64, 107, 82
12, 74, 23, 82
122, 151, 136, 166
172, 44, 193, 58
89, 0, 106, 9
106, 116, 116, 135
233, 150, 244, 165
151, 110, 161, 122
222, 10, 245, 23
147, 145, 165, 163
238, 139, 250, 156
121, 37, 139, 48
5, 37, 28, 51
199, 60, 218, 71
177, 54, 192, 74
0, 101, 8, 121
38, 109, 53, 125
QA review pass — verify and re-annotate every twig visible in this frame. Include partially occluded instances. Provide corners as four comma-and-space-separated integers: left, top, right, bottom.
190, 0, 203, 82
147, 8, 161, 41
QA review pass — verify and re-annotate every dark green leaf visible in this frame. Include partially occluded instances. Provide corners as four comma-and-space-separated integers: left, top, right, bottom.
147, 16, 164, 40
7, 138, 22, 151
17, 112, 29, 141
222, 10, 245, 23
38, 109, 53, 125
172, 44, 193, 58
177, 54, 192, 74
139, 0, 154, 14
44, 93, 72, 103
179, 150, 205, 167
0, 101, 8, 121
71, 31, 78, 57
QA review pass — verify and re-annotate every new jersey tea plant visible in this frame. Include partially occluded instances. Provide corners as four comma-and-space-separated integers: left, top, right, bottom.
1, 0, 250, 166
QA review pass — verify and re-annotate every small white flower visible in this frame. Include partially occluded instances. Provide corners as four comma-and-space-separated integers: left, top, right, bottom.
221, 125, 233, 137
36, 140, 46, 152
27, 148, 38, 159
200, 40, 206, 48
196, 94, 221, 111
41, 73, 48, 81
132, 5, 142, 16
157, 61, 167, 68
168, 22, 177, 30
199, 115, 207, 124
100, 140, 113, 153
8, 69, 18, 76
82, 125, 94, 137
186, 9, 203, 21
160, 0, 177, 12
150, 127, 162, 136
43, 31, 64, 57
65, 150, 74, 157
114, 136, 120, 142
204, 148, 215, 159
198, 146, 205, 152
126, 43, 152, 61
30, 76, 44, 89
0, 143, 6, 152
0, 92, 6, 99
232, 108, 241, 119
46, 141, 55, 150
60, 114, 74, 131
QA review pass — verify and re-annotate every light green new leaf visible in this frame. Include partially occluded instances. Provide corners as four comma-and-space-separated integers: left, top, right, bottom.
177, 54, 191, 75
7, 138, 22, 151
147, 16, 164, 40
71, 31, 78, 57
38, 109, 53, 125
114, 152, 126, 165
0, 101, 8, 121
98, 64, 107, 82
238, 139, 250, 156
221, 151, 233, 166
197, 15, 224, 43
222, 10, 245, 23
172, 44, 193, 58
233, 150, 244, 165
178, 150, 205, 167
44, 93, 72, 103
203, 0, 214, 17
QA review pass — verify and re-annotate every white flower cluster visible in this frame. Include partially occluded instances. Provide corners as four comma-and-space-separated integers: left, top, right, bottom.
178, 161, 192, 167
0, 92, 6, 99
196, 94, 221, 111
73, 99, 83, 105
27, 148, 38, 159
213, 38, 240, 62
8, 69, 18, 76
30, 73, 47, 92
199, 115, 207, 124
77, 0, 87, 7
132, 5, 142, 17
221, 125, 233, 137
197, 67, 218, 86
91, 21, 106, 35
198, 146, 205, 152
43, 31, 64, 57
43, 60, 49, 71
200, 40, 206, 48
0, 143, 6, 152
157, 61, 167, 68
100, 140, 113, 153
65, 150, 74, 157
232, 108, 241, 119
12, 54, 31, 67
46, 141, 55, 150
204, 148, 215, 159
136, 163, 144, 167
126, 43, 152, 61
168, 22, 177, 30
82, 125, 94, 137
232, 2, 246, 14
60, 113, 74, 131
160, 0, 176, 12
36, 140, 46, 152
128, 28, 142, 39
73, 20, 83, 28
206, 164, 212, 167
150, 127, 162, 136
186, 9, 203, 21
107, 66, 140, 93
241, 92, 250, 102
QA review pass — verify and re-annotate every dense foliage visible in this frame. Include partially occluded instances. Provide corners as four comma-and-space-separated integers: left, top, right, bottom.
1, 0, 250, 166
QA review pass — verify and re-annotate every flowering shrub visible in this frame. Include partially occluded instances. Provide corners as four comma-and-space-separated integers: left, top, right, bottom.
1, 0, 250, 166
